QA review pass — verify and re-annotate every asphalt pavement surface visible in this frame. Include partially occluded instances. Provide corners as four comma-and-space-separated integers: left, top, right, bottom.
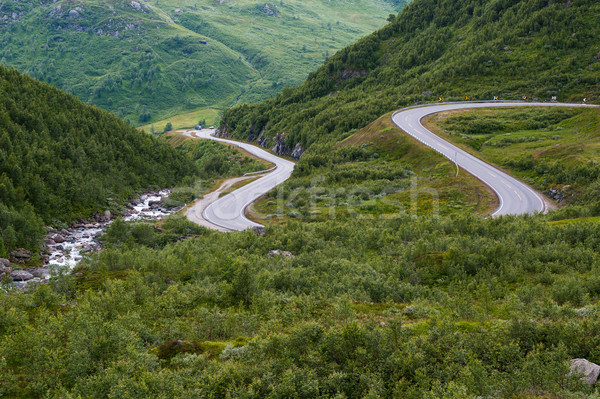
392, 102, 598, 216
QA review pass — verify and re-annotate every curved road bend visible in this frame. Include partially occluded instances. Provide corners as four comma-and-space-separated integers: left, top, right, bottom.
392, 102, 599, 216
183, 129, 295, 231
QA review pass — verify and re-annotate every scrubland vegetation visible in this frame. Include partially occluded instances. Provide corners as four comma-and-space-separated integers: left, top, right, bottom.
4, 99, 600, 397
2, 0, 600, 397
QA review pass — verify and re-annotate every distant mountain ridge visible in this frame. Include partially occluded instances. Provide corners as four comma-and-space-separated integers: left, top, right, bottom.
220, 0, 600, 155
0, 0, 406, 125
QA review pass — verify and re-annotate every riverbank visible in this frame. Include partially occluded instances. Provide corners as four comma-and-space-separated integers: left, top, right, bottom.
4, 189, 178, 288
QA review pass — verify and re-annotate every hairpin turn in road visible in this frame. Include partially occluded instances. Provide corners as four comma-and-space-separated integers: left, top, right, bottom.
392, 102, 599, 216
182, 102, 598, 231
183, 129, 295, 231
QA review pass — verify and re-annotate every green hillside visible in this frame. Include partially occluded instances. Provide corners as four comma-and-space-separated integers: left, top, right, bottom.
6, 0, 600, 397
0, 0, 406, 125
424, 106, 600, 210
0, 65, 195, 257
221, 0, 600, 151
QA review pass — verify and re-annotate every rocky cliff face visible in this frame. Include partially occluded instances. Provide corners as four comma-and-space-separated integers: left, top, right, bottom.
270, 133, 291, 156
216, 127, 304, 160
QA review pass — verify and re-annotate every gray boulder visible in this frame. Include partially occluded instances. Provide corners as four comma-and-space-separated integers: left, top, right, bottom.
10, 270, 34, 281
262, 3, 280, 17
30, 267, 49, 278
0, 259, 12, 280
271, 133, 292, 156
9, 248, 31, 263
268, 249, 294, 258
252, 226, 266, 236
569, 358, 600, 386
291, 143, 305, 160
97, 210, 112, 222
52, 234, 66, 243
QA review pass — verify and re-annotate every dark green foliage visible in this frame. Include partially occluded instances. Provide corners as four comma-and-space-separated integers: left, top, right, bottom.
1, 213, 600, 396
101, 215, 210, 250
0, 203, 44, 256
177, 140, 265, 179
221, 0, 600, 150
0, 66, 195, 254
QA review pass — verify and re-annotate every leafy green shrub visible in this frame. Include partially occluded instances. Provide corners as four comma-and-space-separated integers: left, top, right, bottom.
552, 278, 585, 306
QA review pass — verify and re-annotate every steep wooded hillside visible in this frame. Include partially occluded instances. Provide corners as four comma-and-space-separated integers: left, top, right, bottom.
0, 66, 194, 256
221, 0, 600, 153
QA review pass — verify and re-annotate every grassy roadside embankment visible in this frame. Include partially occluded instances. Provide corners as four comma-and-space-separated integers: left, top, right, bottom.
248, 112, 498, 226
424, 107, 600, 210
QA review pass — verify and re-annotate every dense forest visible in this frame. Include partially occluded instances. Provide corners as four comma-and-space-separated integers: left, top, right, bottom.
220, 0, 600, 152
0, 65, 195, 257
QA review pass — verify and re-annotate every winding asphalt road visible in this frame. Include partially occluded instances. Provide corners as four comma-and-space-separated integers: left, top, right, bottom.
183, 102, 596, 231
392, 102, 599, 216
183, 129, 295, 231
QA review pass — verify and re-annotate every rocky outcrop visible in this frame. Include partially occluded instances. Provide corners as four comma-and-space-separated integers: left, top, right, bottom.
48, 3, 145, 37
0, 10, 25, 27
341, 70, 367, 80
218, 124, 304, 159
262, 3, 280, 17
10, 270, 34, 282
548, 186, 571, 203
291, 143, 305, 160
271, 133, 292, 156
252, 226, 266, 236
215, 126, 233, 139
569, 359, 600, 386
247, 124, 262, 142
256, 130, 272, 149
548, 187, 563, 202
9, 248, 31, 264
130, 1, 143, 11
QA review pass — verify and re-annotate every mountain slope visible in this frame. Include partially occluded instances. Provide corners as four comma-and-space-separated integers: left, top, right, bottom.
220, 0, 600, 153
0, 0, 406, 125
0, 65, 195, 256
